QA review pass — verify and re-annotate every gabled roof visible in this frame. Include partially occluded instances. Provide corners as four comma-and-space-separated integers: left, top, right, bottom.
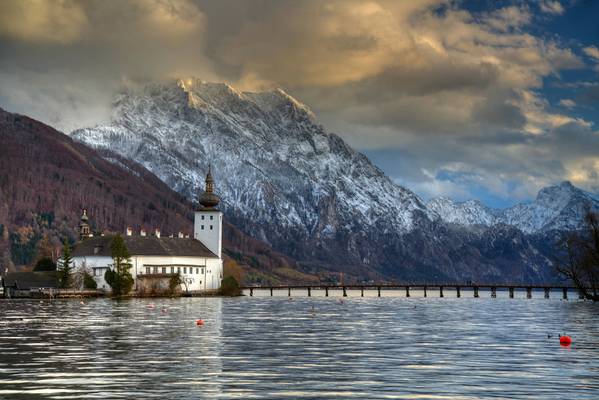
72, 235, 218, 258
3, 272, 58, 289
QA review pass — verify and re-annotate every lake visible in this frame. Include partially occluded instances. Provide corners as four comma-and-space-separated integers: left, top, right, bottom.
1, 295, 598, 399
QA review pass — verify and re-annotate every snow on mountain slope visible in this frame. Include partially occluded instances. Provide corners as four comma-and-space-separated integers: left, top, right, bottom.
427, 197, 498, 226
501, 181, 599, 233
430, 181, 599, 233
72, 79, 432, 249
69, 78, 581, 283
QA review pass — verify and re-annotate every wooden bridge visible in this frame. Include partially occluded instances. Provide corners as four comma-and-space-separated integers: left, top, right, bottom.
241, 283, 581, 299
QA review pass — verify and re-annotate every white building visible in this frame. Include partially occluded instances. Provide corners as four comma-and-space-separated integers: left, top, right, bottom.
72, 169, 224, 294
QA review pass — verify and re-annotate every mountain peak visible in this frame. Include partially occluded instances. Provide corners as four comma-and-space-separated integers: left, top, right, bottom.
243, 87, 316, 121
431, 180, 598, 233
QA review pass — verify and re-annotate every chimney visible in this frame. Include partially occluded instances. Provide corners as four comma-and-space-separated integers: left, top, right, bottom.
126, 227, 133, 236
185, 234, 189, 238
178, 231, 184, 238
155, 228, 161, 238
140, 229, 146, 237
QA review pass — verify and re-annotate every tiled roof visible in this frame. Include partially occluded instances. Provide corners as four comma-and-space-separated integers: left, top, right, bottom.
3, 272, 58, 289
72, 236, 218, 258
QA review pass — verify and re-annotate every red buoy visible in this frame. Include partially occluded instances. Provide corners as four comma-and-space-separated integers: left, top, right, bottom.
560, 335, 572, 346
196, 319, 205, 326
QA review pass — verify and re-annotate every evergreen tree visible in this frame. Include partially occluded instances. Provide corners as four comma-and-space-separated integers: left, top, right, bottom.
104, 235, 133, 296
83, 271, 97, 289
58, 240, 73, 288
34, 257, 56, 271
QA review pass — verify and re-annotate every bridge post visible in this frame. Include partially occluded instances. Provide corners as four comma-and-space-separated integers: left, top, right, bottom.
526, 287, 532, 299
325, 287, 329, 297
474, 286, 479, 298
405, 286, 410, 298
343, 286, 347, 297
562, 287, 568, 300
509, 287, 514, 298
456, 286, 461, 298
377, 286, 381, 297
439, 286, 444, 298
423, 286, 427, 298
544, 288, 550, 299
491, 287, 496, 298
307, 287, 311, 297
361, 287, 364, 297
270, 287, 273, 297
250, 288, 253, 297
288, 287, 291, 297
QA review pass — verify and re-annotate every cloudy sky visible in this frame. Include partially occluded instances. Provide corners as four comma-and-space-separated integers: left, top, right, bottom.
1, 0, 598, 207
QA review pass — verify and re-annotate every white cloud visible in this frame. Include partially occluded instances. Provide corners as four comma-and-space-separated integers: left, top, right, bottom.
559, 99, 576, 108
582, 46, 599, 61
539, 1, 565, 15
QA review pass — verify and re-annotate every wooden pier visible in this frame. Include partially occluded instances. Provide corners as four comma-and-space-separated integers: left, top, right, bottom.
241, 283, 581, 299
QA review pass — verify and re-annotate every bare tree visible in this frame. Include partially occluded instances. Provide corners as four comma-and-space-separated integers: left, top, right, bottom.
556, 212, 599, 301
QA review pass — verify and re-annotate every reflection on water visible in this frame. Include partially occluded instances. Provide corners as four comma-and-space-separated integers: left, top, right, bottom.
1, 297, 599, 399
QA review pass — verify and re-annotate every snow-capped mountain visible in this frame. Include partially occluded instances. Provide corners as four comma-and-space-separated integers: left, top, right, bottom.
429, 181, 598, 233
70, 79, 589, 283
72, 79, 434, 267
427, 197, 498, 226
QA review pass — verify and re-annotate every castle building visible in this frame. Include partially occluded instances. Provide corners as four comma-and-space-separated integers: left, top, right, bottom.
72, 169, 224, 294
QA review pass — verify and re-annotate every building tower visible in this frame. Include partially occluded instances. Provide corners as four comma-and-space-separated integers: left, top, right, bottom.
194, 167, 223, 258
79, 209, 91, 241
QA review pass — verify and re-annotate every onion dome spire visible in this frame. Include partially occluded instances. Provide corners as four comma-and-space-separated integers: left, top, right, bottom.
199, 165, 220, 210
79, 209, 91, 241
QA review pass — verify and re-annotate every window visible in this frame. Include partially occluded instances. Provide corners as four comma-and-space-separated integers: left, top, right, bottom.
210, 225, 213, 230
201, 225, 204, 230
170, 267, 174, 273
153, 267, 158, 274
162, 267, 166, 274
146, 267, 150, 274
184, 267, 187, 274
201, 215, 205, 220
177, 267, 180, 273
210, 215, 214, 220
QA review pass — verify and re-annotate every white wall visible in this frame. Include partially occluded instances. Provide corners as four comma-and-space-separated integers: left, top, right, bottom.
73, 254, 222, 293
73, 255, 113, 290
194, 211, 222, 258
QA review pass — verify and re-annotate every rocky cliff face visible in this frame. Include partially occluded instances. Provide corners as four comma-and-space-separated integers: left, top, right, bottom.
70, 79, 590, 283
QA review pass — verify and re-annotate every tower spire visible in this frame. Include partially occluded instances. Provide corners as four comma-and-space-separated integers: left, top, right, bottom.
199, 166, 220, 210
79, 209, 91, 241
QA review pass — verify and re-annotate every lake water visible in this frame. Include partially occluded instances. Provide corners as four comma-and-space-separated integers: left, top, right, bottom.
1, 295, 599, 399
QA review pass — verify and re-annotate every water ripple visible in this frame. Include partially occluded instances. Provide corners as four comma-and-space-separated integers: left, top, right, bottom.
1, 297, 599, 399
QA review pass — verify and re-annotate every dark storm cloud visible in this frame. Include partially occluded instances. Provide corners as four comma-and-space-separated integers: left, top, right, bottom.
0, 0, 596, 203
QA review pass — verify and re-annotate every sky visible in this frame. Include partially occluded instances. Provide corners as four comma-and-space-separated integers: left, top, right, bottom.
0, 0, 598, 208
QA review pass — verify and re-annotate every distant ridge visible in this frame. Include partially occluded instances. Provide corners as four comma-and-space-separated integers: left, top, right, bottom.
428, 181, 599, 233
